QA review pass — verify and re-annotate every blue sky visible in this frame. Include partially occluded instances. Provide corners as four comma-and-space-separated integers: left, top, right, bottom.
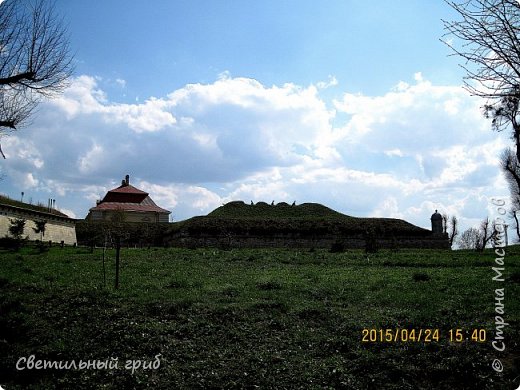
60, 0, 463, 98
0, 1, 514, 238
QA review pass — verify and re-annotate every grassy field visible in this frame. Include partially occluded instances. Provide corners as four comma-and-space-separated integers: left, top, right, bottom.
0, 245, 519, 389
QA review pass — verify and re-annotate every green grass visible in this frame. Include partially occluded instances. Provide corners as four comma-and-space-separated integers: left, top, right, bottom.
0, 246, 519, 389
207, 200, 350, 219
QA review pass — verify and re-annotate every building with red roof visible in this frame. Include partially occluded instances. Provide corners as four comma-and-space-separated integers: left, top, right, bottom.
86, 175, 170, 223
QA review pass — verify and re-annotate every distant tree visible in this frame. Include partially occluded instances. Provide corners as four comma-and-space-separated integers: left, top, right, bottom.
32, 219, 47, 241
32, 219, 47, 252
8, 218, 26, 240
508, 209, 519, 244
82, 219, 101, 253
458, 218, 496, 251
476, 217, 496, 252
0, 0, 73, 157
442, 213, 448, 234
448, 215, 459, 248
441, 213, 459, 248
500, 148, 520, 241
458, 227, 480, 250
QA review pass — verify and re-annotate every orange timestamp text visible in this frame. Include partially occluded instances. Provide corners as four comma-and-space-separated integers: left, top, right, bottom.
361, 328, 487, 343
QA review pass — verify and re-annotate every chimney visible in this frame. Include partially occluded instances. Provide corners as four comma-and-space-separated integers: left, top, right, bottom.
125, 174, 130, 186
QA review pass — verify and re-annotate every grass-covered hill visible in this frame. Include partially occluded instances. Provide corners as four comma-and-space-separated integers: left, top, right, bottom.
169, 201, 431, 237
207, 201, 348, 220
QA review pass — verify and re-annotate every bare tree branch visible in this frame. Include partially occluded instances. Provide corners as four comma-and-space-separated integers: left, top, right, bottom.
443, 0, 520, 159
0, 0, 73, 155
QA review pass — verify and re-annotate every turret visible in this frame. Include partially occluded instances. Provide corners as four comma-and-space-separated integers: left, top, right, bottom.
431, 210, 443, 234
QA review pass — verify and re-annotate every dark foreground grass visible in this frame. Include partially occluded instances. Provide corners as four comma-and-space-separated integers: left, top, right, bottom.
0, 246, 519, 389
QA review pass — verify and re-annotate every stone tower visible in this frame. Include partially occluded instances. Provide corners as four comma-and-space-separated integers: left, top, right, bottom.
430, 210, 443, 234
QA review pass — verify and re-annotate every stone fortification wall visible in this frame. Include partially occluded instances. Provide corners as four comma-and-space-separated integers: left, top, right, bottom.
165, 207, 451, 250
0, 208, 77, 246
167, 230, 450, 250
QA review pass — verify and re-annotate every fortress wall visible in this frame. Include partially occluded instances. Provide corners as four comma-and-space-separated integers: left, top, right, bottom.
167, 232, 450, 250
0, 211, 77, 246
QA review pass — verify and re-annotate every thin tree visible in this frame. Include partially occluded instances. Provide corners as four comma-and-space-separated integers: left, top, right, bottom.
442, 213, 449, 234
500, 148, 520, 241
32, 219, 47, 251
477, 217, 496, 251
508, 209, 519, 244
109, 209, 128, 290
0, 0, 73, 157
442, 213, 459, 248
448, 215, 459, 248
32, 219, 47, 241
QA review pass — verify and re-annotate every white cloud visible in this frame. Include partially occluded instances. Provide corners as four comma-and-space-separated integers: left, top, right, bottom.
372, 197, 404, 219
52, 76, 176, 132
1, 73, 513, 229
316, 75, 338, 89
115, 78, 126, 88
59, 208, 77, 219
136, 180, 222, 220
384, 149, 404, 157
78, 144, 104, 174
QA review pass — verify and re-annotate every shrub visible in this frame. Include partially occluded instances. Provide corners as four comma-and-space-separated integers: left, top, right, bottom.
0, 236, 18, 249
329, 242, 345, 253
412, 272, 431, 282
256, 280, 283, 290
8, 218, 25, 240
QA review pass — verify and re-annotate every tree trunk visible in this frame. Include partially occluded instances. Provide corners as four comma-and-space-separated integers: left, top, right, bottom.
115, 235, 121, 289
102, 235, 107, 288
514, 211, 520, 242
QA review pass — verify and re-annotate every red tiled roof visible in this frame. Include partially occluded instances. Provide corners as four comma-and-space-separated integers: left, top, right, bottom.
102, 184, 148, 204
107, 184, 148, 195
91, 177, 170, 215
90, 202, 170, 213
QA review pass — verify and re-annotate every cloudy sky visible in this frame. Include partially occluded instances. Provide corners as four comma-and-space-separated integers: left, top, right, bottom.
0, 1, 513, 236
